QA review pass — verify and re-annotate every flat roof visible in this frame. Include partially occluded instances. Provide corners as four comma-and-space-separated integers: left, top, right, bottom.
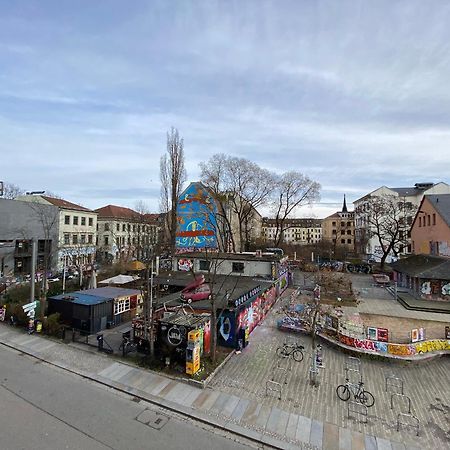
50, 292, 111, 306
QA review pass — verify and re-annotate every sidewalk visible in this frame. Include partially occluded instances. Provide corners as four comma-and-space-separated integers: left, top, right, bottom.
0, 324, 416, 450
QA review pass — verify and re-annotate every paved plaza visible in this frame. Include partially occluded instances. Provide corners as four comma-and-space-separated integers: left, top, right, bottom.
0, 273, 449, 449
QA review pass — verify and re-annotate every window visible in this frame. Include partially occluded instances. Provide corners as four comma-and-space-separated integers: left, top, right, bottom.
73, 216, 79, 225
232, 262, 245, 273
427, 215, 431, 226
89, 217, 93, 226
199, 260, 210, 271
64, 234, 70, 245
433, 213, 436, 225
88, 235, 93, 244
419, 217, 422, 227
347, 239, 352, 244
341, 222, 345, 227
81, 217, 86, 226
104, 236, 109, 245
122, 224, 126, 232
114, 298, 131, 315
64, 215, 70, 225
133, 225, 136, 232
73, 235, 78, 245
117, 223, 120, 232
347, 222, 351, 227
341, 239, 346, 244
332, 221, 336, 226
128, 224, 131, 232
347, 230, 352, 235
104, 223, 110, 231
80, 234, 86, 244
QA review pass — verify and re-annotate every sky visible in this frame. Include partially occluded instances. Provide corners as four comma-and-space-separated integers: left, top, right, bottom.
1, 0, 450, 219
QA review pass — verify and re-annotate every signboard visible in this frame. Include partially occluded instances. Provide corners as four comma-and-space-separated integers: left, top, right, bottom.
411, 328, 425, 343
377, 328, 389, 342
167, 326, 183, 346
446, 326, 450, 339
367, 327, 377, 340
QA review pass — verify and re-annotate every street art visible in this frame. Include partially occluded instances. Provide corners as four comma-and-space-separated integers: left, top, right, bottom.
176, 183, 218, 251
218, 314, 234, 345
421, 281, 431, 295
338, 333, 450, 356
177, 258, 193, 271
442, 282, 450, 296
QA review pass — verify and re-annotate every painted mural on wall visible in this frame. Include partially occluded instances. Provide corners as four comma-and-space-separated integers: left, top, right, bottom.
217, 285, 278, 348
175, 183, 218, 252
339, 333, 450, 356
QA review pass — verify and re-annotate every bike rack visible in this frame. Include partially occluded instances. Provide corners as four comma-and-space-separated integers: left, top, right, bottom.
276, 353, 292, 372
345, 367, 362, 384
347, 401, 368, 423
390, 393, 412, 414
265, 380, 282, 400
271, 365, 289, 385
397, 412, 419, 436
345, 356, 361, 372
385, 375, 404, 395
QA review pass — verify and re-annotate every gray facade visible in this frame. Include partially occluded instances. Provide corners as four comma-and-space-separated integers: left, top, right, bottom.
0, 198, 59, 276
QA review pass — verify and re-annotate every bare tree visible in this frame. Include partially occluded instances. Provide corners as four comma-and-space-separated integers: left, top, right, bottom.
359, 194, 417, 269
160, 128, 186, 254
271, 172, 321, 247
1, 182, 25, 199
200, 154, 274, 251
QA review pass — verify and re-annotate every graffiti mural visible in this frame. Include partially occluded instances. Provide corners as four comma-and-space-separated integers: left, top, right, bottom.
176, 182, 218, 251
338, 333, 450, 356
217, 311, 236, 347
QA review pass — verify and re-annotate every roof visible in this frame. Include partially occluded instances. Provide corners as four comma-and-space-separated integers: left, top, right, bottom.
98, 274, 140, 285
95, 205, 140, 219
41, 196, 93, 212
81, 287, 141, 298
50, 292, 111, 306
174, 251, 283, 262
160, 312, 210, 327
425, 194, 450, 227
391, 254, 450, 280
262, 218, 322, 227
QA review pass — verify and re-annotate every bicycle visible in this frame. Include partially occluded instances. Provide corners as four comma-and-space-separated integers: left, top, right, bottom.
336, 379, 375, 407
276, 342, 304, 361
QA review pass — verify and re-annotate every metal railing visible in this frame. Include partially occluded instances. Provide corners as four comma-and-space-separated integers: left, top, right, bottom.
347, 401, 368, 423
397, 413, 420, 436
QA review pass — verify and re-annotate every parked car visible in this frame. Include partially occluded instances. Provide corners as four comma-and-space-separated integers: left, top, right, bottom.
180, 275, 211, 303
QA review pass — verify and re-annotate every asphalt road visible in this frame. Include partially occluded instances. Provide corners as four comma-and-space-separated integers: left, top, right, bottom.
0, 345, 258, 450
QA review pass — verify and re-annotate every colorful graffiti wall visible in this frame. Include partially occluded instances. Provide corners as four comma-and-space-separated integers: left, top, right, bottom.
338, 334, 450, 356
176, 182, 218, 252
217, 285, 278, 348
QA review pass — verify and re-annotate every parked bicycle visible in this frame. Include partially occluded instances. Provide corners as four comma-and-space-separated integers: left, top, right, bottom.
336, 379, 375, 407
276, 342, 304, 361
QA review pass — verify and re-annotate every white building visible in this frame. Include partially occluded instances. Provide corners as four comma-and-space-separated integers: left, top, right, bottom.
15, 195, 98, 271
95, 205, 160, 263
353, 182, 450, 261
262, 218, 322, 245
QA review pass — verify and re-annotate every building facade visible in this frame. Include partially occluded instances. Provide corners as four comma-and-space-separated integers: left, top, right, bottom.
354, 182, 450, 261
17, 195, 98, 271
411, 194, 450, 257
262, 218, 322, 245
321, 197, 355, 255
95, 205, 160, 263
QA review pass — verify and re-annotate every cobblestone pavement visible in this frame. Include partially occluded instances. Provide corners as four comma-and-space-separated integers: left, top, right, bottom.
208, 285, 450, 450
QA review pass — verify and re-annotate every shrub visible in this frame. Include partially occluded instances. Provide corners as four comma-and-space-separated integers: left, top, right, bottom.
43, 313, 61, 336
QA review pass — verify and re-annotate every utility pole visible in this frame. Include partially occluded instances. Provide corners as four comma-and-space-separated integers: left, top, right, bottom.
30, 238, 37, 303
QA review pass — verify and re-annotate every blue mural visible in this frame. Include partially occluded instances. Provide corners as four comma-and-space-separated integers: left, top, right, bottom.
176, 182, 218, 252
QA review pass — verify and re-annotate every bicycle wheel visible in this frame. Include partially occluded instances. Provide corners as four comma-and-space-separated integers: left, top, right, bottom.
336, 385, 351, 401
359, 390, 375, 407
276, 347, 287, 358
293, 350, 304, 362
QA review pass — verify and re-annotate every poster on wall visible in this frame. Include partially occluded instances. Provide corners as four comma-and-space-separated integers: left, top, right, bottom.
446, 326, 450, 339
367, 327, 377, 340
411, 328, 419, 343
377, 328, 389, 342
418, 328, 425, 341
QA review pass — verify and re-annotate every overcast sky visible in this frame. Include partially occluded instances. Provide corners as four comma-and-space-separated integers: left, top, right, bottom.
2, 1, 450, 218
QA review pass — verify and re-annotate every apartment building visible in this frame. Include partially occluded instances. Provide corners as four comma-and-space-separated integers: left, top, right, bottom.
354, 182, 450, 261
2, 195, 98, 273
95, 205, 160, 263
262, 218, 322, 245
